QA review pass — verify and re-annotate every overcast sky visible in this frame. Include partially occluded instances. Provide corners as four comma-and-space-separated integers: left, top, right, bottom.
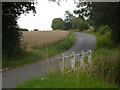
17, 0, 78, 31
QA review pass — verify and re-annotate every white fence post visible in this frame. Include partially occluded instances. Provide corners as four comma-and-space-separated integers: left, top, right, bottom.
80, 50, 84, 68
60, 49, 92, 74
62, 54, 64, 75
71, 52, 75, 71
88, 49, 92, 65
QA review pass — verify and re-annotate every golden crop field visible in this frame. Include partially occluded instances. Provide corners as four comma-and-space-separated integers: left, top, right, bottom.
21, 30, 69, 47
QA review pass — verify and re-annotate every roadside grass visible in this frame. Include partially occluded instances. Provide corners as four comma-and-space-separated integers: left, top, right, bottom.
16, 70, 118, 88
16, 30, 119, 88
2, 31, 76, 70
77, 30, 120, 85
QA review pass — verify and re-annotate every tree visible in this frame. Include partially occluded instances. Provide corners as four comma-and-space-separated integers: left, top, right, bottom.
72, 17, 89, 30
2, 2, 36, 60
74, 2, 120, 45
72, 17, 81, 29
64, 10, 75, 30
51, 18, 65, 30
33, 29, 39, 31
19, 28, 29, 31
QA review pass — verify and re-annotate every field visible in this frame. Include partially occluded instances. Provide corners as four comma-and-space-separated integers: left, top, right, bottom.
21, 30, 69, 47
3, 31, 76, 69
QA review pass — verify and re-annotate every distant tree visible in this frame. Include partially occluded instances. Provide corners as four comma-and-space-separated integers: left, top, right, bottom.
2, 2, 36, 60
72, 17, 81, 29
64, 10, 75, 30
51, 18, 65, 30
78, 21, 89, 31
33, 29, 39, 31
19, 28, 29, 31
72, 17, 89, 31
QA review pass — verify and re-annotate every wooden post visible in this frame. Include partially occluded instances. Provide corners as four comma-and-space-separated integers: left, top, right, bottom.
62, 54, 64, 75
80, 50, 84, 68
88, 49, 92, 65
59, 55, 62, 73
71, 52, 75, 71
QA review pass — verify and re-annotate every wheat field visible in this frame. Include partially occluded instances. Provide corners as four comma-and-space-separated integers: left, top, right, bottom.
21, 30, 69, 47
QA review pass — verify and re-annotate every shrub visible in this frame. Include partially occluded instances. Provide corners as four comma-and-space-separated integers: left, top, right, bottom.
78, 21, 89, 31
72, 17, 89, 31
91, 49, 120, 84
98, 25, 111, 35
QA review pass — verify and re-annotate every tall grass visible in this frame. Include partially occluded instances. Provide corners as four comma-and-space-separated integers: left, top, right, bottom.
72, 30, 120, 85
16, 70, 118, 88
85, 31, 120, 85
2, 31, 76, 70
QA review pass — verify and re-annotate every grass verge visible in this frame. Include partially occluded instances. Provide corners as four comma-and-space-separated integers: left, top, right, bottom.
2, 31, 76, 70
16, 70, 118, 88
78, 30, 120, 85
16, 30, 119, 88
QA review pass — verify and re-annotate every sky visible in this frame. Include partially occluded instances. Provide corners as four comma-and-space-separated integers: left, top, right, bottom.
17, 0, 78, 31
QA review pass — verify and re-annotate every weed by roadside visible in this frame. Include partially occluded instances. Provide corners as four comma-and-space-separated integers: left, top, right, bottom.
16, 70, 118, 88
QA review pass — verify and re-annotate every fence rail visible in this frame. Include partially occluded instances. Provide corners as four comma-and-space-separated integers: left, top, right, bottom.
60, 49, 92, 74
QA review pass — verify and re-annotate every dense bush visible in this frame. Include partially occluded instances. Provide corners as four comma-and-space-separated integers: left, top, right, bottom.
91, 49, 120, 84
98, 25, 111, 35
78, 21, 89, 31
72, 17, 89, 31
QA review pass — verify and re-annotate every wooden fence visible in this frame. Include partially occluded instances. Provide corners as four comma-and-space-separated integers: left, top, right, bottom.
60, 49, 92, 74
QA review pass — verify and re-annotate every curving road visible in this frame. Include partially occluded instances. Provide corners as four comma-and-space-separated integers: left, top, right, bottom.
2, 32, 96, 88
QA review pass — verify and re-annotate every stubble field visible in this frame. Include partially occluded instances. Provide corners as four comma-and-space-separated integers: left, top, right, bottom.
21, 30, 69, 47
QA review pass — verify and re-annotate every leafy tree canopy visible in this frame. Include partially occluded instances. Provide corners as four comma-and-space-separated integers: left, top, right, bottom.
74, 2, 120, 45
51, 18, 65, 30
64, 10, 75, 30
2, 2, 36, 60
72, 17, 89, 30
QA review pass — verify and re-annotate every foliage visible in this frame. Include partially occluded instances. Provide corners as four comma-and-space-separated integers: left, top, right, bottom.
19, 28, 29, 31
72, 17, 89, 30
51, 18, 65, 30
83, 31, 120, 85
64, 10, 75, 30
33, 29, 39, 31
2, 32, 76, 69
2, 2, 36, 60
92, 52, 120, 84
78, 21, 89, 31
97, 25, 111, 35
74, 2, 120, 45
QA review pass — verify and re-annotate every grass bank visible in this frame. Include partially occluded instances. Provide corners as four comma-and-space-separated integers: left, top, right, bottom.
2, 31, 76, 70
78, 30, 120, 85
16, 70, 118, 88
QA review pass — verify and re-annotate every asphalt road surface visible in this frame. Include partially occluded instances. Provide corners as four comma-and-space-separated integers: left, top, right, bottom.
2, 32, 96, 88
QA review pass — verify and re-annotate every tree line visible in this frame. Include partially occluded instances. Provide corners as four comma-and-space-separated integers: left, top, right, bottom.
51, 10, 89, 31
50, 0, 120, 45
